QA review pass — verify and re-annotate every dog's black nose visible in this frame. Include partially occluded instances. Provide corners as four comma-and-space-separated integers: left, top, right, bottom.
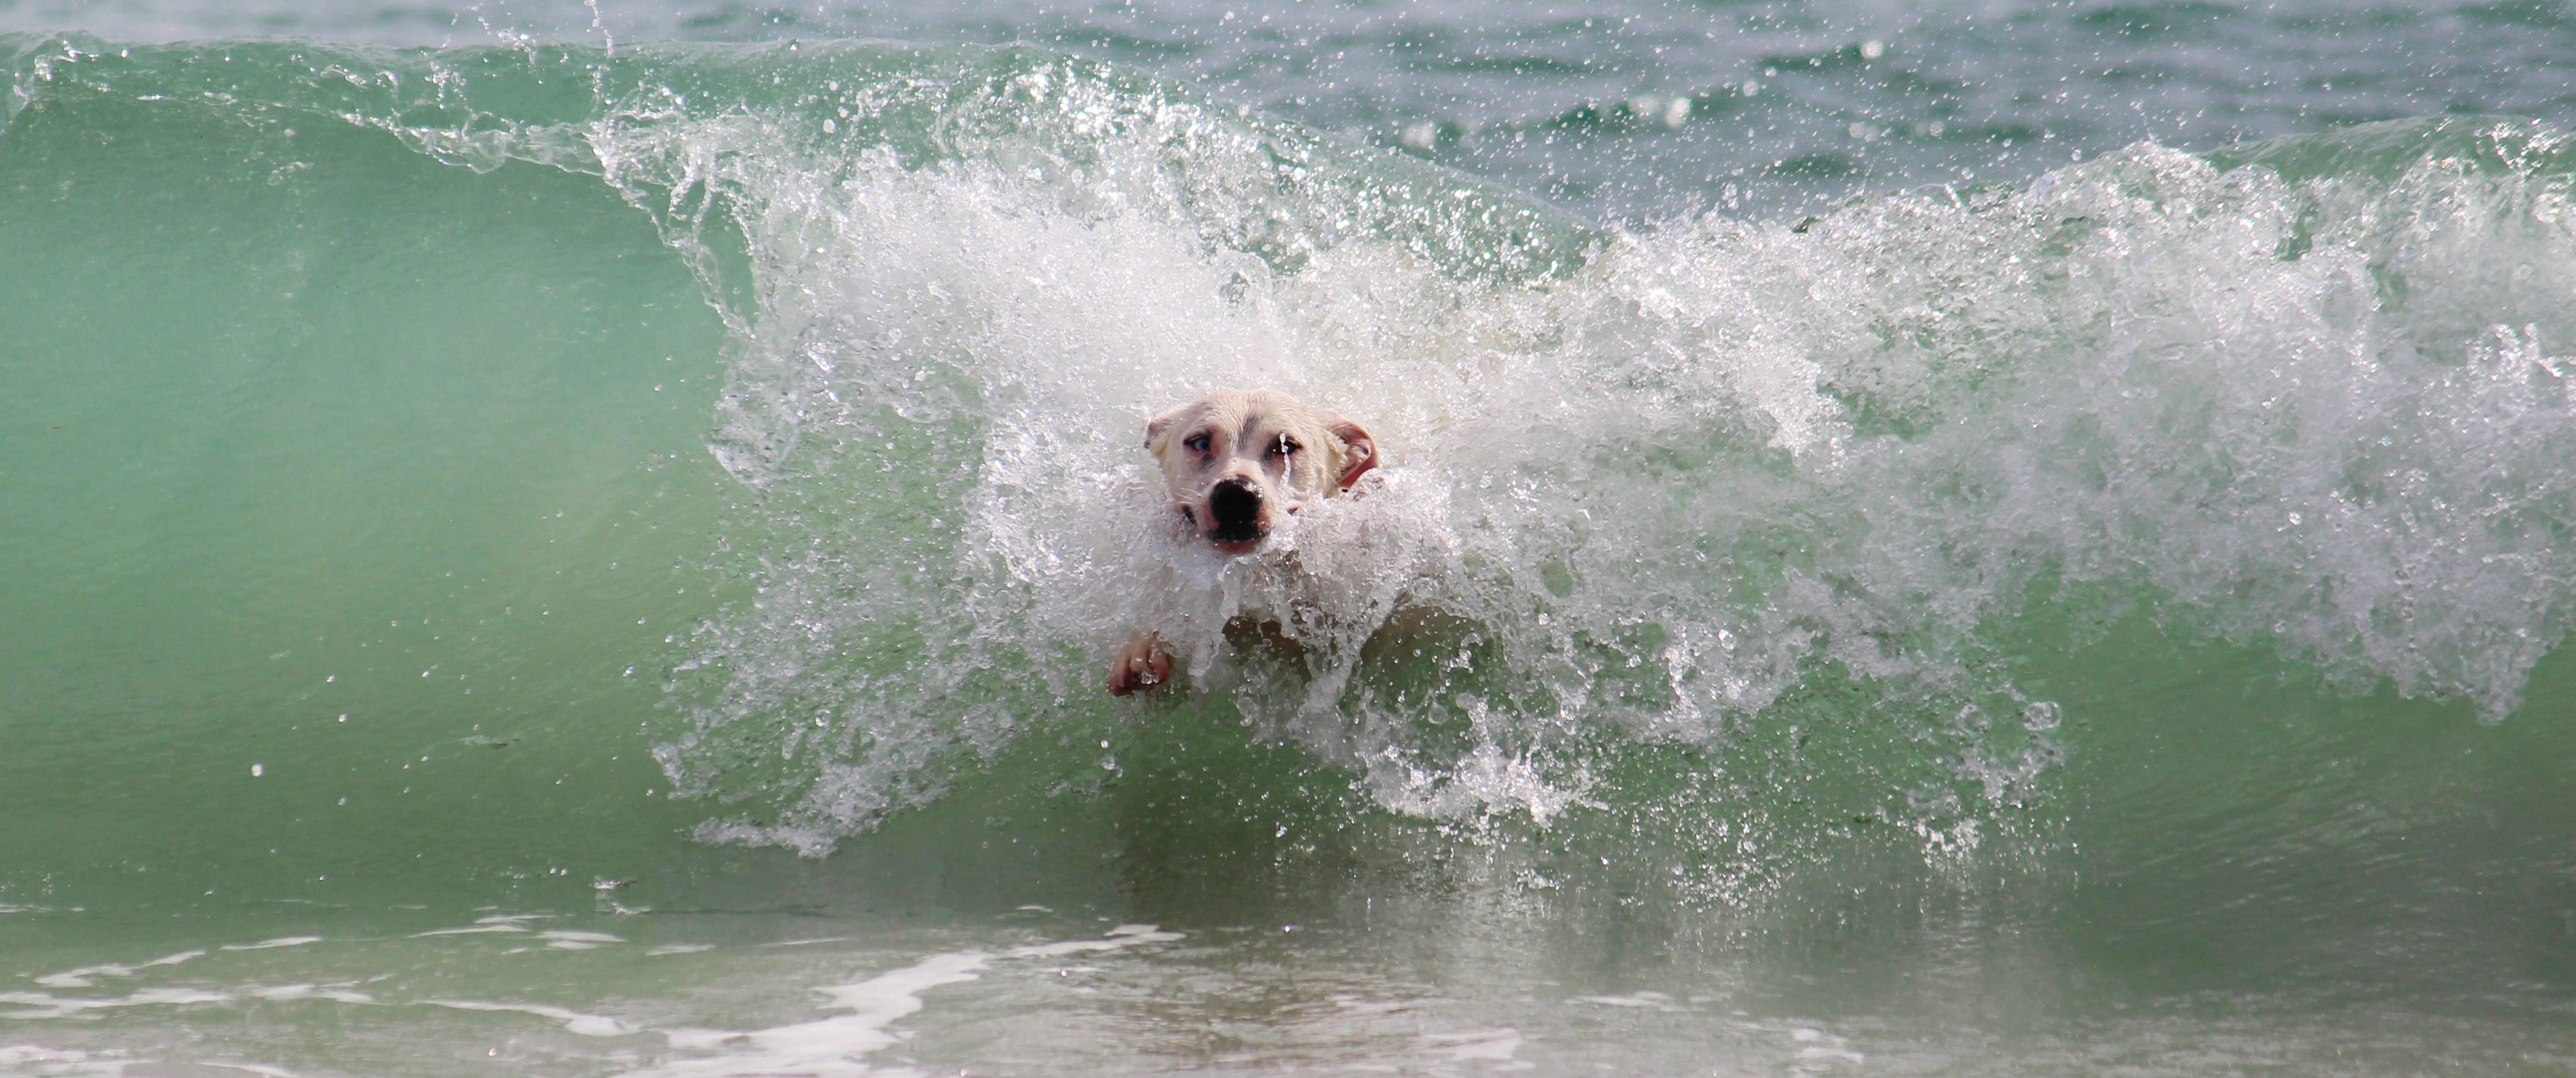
1207, 478, 1264, 542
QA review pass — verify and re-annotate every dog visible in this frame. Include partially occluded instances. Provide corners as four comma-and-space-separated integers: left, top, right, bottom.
1106, 389, 1378, 695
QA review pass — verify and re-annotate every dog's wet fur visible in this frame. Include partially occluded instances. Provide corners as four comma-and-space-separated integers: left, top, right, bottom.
1108, 389, 1377, 696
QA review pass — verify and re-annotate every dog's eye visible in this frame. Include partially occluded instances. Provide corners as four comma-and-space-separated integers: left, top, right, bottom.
1271, 435, 1300, 456
1183, 434, 1211, 453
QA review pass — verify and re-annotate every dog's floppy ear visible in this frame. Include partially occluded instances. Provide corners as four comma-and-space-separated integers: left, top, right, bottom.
1327, 418, 1378, 489
1144, 406, 1180, 454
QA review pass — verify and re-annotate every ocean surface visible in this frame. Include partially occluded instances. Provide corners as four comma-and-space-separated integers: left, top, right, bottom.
5, 1, 2576, 1074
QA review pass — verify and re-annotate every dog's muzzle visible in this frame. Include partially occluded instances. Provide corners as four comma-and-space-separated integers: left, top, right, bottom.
1206, 478, 1265, 546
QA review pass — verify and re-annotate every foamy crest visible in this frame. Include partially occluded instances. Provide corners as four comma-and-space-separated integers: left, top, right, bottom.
625, 78, 2576, 854
0, 1045, 141, 1078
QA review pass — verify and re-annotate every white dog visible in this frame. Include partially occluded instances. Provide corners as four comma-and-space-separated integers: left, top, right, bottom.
1106, 388, 1378, 695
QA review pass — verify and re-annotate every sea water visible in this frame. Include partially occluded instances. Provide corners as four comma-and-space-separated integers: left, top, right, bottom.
4, 2, 2575, 1074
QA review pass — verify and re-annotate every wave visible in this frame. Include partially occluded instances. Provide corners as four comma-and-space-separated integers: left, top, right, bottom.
9, 33, 2576, 869
638, 66, 2576, 854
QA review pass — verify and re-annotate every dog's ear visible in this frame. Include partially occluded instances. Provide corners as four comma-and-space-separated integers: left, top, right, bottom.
1144, 407, 1180, 454
1327, 418, 1378, 489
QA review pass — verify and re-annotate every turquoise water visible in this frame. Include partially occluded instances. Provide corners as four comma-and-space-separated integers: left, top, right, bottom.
4, 5, 2576, 1074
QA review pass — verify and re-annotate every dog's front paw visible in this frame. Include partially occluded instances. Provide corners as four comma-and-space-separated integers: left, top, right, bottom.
1106, 632, 1174, 697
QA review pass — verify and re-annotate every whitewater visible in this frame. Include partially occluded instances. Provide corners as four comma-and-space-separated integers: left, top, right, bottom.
5, 2, 2576, 1074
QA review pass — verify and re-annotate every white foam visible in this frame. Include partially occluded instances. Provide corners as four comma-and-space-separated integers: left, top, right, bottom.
0, 988, 233, 1020
200, 1063, 301, 1078
0, 1045, 140, 1078
410, 923, 530, 937
628, 75, 2576, 855
248, 984, 374, 1004
631, 926, 1179, 1077
423, 999, 637, 1038
1422, 1027, 1528, 1066
539, 929, 626, 950
34, 951, 203, 989
219, 937, 321, 952
1570, 991, 1685, 1010
1374, 737, 1599, 828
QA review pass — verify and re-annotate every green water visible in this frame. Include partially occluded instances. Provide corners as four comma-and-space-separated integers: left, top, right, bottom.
0, 84, 730, 908
2, 32, 2574, 1077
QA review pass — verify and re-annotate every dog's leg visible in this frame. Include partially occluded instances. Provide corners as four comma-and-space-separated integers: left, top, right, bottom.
1107, 632, 1175, 696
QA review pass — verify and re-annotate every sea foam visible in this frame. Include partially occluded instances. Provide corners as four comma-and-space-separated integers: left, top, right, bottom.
610, 50, 2576, 856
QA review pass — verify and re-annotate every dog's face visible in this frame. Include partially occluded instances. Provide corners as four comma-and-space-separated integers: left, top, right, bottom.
1145, 389, 1378, 555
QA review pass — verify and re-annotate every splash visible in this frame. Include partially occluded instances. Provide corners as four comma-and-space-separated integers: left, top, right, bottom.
13, 35, 2562, 857
648, 101, 2576, 854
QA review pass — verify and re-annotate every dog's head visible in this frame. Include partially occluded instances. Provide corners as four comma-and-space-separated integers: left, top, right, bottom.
1144, 389, 1378, 555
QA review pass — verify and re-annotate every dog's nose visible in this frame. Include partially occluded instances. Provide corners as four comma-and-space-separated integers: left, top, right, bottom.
1207, 478, 1264, 542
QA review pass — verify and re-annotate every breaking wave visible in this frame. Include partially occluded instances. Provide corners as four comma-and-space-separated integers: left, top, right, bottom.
14, 33, 2576, 861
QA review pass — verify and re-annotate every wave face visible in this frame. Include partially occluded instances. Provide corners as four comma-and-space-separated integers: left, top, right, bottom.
10, 36, 2576, 866
605, 30, 2576, 856
10, 30, 2576, 1076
